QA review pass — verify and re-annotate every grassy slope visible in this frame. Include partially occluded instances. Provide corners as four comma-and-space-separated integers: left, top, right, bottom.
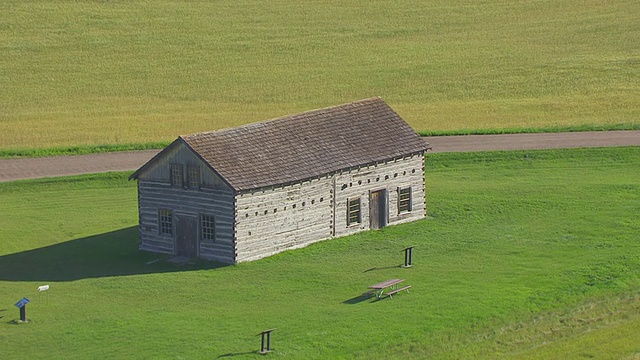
1, 148, 639, 359
1, 0, 639, 149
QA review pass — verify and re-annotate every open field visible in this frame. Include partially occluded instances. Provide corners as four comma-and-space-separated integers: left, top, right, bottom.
1, 148, 639, 358
1, 0, 639, 150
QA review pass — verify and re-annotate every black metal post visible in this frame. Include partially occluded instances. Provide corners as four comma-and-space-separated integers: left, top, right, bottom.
266, 331, 271, 351
403, 246, 414, 267
258, 329, 274, 354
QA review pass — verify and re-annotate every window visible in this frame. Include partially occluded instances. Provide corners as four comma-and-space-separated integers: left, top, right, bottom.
187, 165, 201, 188
159, 209, 173, 235
398, 187, 412, 213
170, 163, 183, 186
201, 214, 215, 241
347, 198, 361, 226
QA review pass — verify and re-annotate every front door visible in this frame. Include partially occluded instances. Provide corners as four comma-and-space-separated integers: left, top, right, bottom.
369, 190, 388, 229
176, 214, 198, 257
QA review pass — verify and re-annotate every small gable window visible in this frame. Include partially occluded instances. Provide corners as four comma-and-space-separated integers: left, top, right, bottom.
201, 214, 215, 242
398, 187, 412, 213
347, 198, 361, 226
170, 163, 183, 187
158, 209, 173, 235
187, 165, 201, 188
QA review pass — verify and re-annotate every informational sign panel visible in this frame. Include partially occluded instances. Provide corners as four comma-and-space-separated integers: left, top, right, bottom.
15, 297, 30, 309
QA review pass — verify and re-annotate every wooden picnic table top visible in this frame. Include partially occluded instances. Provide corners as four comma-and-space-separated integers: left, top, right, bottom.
368, 278, 405, 289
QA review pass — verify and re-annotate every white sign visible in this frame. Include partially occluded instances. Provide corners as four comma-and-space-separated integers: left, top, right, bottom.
38, 285, 49, 292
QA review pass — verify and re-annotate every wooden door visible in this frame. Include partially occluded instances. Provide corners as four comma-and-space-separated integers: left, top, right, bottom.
176, 214, 198, 257
370, 190, 388, 229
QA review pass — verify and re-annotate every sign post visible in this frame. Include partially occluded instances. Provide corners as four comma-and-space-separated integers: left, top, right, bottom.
14, 297, 30, 322
402, 246, 414, 268
256, 329, 275, 354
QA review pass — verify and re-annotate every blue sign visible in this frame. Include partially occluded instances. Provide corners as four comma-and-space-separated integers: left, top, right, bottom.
15, 297, 30, 308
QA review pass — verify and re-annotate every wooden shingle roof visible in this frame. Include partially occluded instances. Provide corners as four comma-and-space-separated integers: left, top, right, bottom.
132, 98, 428, 191
181, 98, 427, 191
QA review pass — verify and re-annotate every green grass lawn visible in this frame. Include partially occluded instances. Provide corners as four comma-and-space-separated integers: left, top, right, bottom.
1, 0, 639, 149
1, 148, 639, 359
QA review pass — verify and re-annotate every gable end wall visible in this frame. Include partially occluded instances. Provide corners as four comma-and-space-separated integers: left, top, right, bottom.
136, 142, 227, 188
137, 182, 235, 263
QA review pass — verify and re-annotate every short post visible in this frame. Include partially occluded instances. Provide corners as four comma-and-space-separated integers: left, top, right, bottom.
14, 297, 30, 322
257, 329, 275, 354
402, 246, 414, 268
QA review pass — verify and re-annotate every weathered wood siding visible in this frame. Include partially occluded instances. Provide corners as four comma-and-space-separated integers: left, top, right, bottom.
135, 142, 236, 263
233, 152, 426, 263
137, 182, 235, 263
234, 176, 334, 262
137, 141, 228, 188
333, 152, 426, 237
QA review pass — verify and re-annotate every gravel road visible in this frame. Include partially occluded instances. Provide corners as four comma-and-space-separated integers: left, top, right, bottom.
1, 131, 638, 182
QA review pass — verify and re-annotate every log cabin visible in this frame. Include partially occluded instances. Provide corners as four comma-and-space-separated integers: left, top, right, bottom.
129, 97, 429, 263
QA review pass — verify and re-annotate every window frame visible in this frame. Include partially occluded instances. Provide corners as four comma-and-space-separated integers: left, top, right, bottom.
158, 208, 173, 236
187, 164, 201, 189
170, 163, 184, 187
200, 214, 216, 242
398, 187, 412, 214
347, 197, 361, 226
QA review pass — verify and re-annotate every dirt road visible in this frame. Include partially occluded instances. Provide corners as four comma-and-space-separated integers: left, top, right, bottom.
422, 130, 640, 153
1, 131, 638, 182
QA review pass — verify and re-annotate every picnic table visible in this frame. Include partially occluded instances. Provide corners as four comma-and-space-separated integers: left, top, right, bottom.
367, 278, 410, 299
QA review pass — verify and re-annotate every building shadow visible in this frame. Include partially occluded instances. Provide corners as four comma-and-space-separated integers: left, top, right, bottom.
0, 226, 230, 282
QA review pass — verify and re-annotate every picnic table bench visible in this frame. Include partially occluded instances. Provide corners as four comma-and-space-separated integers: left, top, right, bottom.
366, 279, 411, 299
384, 285, 411, 299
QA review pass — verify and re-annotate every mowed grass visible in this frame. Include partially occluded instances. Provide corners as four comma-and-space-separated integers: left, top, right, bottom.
1, 0, 639, 149
1, 148, 639, 359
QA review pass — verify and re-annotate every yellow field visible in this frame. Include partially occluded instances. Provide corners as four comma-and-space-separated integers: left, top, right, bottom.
1, 0, 638, 149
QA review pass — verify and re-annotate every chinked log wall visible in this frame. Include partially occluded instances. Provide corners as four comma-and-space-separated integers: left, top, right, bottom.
233, 152, 426, 263
137, 181, 236, 263
333, 152, 426, 236
234, 176, 334, 262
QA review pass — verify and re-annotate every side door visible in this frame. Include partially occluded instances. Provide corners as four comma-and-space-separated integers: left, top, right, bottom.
369, 190, 388, 229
